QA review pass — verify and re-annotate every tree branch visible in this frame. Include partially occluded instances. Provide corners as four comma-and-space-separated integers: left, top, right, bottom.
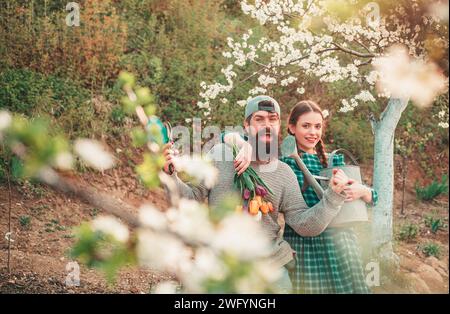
354, 39, 373, 55
240, 47, 338, 83
37, 167, 141, 227
331, 42, 375, 58
36, 166, 210, 249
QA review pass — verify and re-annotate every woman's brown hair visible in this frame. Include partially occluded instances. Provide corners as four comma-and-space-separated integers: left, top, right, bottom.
287, 100, 328, 167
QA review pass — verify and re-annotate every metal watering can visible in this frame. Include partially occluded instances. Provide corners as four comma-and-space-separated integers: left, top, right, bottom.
281, 135, 368, 228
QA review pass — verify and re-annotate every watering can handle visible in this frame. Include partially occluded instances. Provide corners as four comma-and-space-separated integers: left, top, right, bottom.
327, 148, 359, 168
290, 154, 325, 199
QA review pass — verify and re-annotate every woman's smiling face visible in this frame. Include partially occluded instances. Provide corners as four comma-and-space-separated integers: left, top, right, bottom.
288, 111, 323, 153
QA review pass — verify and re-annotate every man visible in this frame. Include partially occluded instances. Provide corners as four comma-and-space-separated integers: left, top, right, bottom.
162, 95, 349, 293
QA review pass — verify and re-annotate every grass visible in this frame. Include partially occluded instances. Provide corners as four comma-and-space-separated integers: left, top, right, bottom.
19, 215, 31, 228
398, 222, 419, 242
30, 204, 50, 217
90, 208, 100, 217
422, 242, 442, 258
44, 219, 66, 233
424, 214, 446, 234
415, 175, 448, 201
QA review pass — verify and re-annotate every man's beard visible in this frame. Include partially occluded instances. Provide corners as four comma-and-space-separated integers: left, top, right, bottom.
247, 127, 280, 162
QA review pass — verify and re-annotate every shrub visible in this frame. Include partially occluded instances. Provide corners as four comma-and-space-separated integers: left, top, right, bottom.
0, 68, 102, 138
422, 242, 441, 258
398, 223, 419, 242
424, 214, 446, 234
415, 175, 448, 201
326, 115, 374, 163
19, 215, 31, 228
0, 0, 127, 88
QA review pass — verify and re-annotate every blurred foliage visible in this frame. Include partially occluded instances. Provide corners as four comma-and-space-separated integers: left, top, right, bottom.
71, 222, 136, 283
117, 71, 166, 188
1, 114, 70, 178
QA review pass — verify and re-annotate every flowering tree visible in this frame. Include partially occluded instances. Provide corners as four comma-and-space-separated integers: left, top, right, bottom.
0, 74, 284, 293
197, 0, 449, 262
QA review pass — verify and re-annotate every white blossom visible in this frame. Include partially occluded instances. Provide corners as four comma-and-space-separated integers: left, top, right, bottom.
258, 74, 277, 87
366, 71, 379, 85
137, 229, 192, 273
92, 216, 129, 243
222, 51, 232, 58
152, 281, 179, 294
280, 76, 298, 86
74, 139, 115, 171
53, 152, 74, 170
166, 198, 214, 242
139, 204, 167, 231
428, 1, 449, 21
0, 110, 12, 132
249, 86, 267, 95
237, 100, 247, 107
172, 154, 218, 188
181, 247, 228, 292
354, 90, 376, 102
296, 87, 305, 94
212, 213, 271, 260
199, 0, 447, 130
235, 260, 282, 293
373, 44, 447, 107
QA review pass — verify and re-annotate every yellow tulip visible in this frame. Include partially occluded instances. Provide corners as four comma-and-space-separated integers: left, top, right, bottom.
249, 200, 259, 215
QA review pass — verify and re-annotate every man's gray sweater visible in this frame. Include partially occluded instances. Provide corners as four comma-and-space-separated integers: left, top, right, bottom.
170, 143, 346, 268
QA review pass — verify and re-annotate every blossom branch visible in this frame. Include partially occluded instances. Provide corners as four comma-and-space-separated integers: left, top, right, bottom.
331, 42, 375, 58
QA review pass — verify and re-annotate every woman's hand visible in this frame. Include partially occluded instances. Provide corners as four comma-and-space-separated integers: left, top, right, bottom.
330, 169, 350, 194
343, 179, 372, 203
162, 142, 179, 175
234, 141, 253, 175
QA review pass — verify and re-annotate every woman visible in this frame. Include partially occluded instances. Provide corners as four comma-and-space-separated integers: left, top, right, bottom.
223, 100, 378, 293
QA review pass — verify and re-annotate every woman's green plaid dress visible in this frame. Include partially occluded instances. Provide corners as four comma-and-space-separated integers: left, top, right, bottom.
281, 151, 378, 294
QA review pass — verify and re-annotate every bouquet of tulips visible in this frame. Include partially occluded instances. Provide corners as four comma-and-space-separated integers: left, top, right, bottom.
232, 145, 274, 218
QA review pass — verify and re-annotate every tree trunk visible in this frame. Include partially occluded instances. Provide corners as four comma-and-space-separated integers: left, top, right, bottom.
400, 157, 407, 216
371, 98, 409, 264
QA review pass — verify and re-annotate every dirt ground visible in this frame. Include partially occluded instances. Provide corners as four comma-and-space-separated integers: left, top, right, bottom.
0, 148, 448, 294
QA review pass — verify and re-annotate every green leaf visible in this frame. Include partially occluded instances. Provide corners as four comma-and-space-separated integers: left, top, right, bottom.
118, 71, 136, 89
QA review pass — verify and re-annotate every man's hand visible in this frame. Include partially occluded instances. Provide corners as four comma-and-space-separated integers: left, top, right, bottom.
162, 142, 178, 175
